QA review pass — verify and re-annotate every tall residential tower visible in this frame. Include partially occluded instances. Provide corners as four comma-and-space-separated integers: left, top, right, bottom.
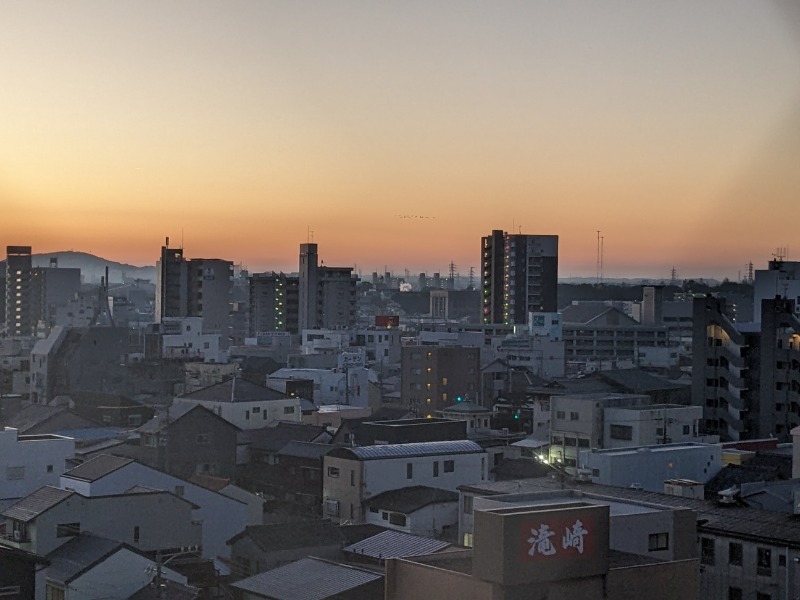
481, 230, 558, 325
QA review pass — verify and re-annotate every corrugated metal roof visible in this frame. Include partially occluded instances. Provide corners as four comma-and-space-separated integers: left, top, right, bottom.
277, 441, 333, 460
346, 440, 483, 461
343, 530, 451, 560
2, 486, 74, 522
231, 557, 382, 599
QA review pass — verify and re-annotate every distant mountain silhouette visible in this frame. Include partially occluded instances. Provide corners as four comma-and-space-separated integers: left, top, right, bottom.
0, 251, 155, 284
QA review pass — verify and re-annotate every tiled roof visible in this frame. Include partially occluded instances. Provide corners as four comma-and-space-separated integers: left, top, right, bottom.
2, 486, 74, 522
231, 557, 382, 599
594, 369, 687, 393
332, 440, 483, 461
228, 519, 344, 552
62, 454, 133, 482
277, 441, 333, 460
46, 534, 122, 583
240, 422, 329, 452
365, 486, 458, 514
560, 304, 640, 326
180, 377, 289, 403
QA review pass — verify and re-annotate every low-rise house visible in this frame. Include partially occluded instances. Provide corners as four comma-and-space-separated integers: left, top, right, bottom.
363, 486, 458, 538
323, 440, 487, 525
227, 519, 345, 580
135, 404, 240, 480
43, 534, 190, 600
172, 377, 302, 430
59, 454, 248, 559
0, 485, 201, 557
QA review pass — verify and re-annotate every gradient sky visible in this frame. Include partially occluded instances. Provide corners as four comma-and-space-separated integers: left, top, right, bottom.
2, 1, 799, 280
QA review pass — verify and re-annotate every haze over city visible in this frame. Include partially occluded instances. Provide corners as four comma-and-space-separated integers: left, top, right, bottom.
2, 2, 800, 279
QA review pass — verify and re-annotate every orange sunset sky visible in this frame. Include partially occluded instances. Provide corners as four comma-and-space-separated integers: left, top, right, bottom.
2, 2, 799, 280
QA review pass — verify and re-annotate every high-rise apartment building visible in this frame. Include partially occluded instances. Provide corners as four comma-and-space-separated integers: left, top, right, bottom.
4, 246, 33, 337
692, 294, 800, 441
298, 243, 357, 331
155, 242, 233, 339
401, 345, 480, 417
248, 272, 299, 335
481, 230, 558, 325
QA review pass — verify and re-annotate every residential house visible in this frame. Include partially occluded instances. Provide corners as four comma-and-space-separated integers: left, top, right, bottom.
323, 440, 487, 524
363, 486, 459, 538
0, 427, 75, 501
59, 454, 248, 559
172, 377, 302, 430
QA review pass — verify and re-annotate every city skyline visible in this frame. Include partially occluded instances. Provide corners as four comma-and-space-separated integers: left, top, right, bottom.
2, 2, 799, 279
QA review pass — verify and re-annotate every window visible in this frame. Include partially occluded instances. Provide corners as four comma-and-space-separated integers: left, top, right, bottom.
444, 460, 454, 473
252, 406, 261, 413
701, 538, 715, 565
729, 542, 742, 566
389, 513, 407, 526
433, 461, 439, 477
609, 425, 633, 441
578, 438, 590, 448
46, 464, 54, 473
757, 547, 772, 576
756, 594, 771, 600
569, 411, 579, 421
350, 470, 355, 486
556, 411, 565, 419
648, 532, 669, 551
56, 523, 81, 537
728, 587, 742, 600
683, 425, 690, 435
284, 406, 295, 414
133, 526, 140, 543
406, 463, 413, 479
196, 433, 210, 445
327, 466, 340, 478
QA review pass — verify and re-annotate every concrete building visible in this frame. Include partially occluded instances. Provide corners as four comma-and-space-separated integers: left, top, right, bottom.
29, 265, 81, 333
298, 243, 357, 331
602, 404, 703, 449
268, 367, 372, 409
4, 246, 33, 337
155, 242, 233, 341
481, 230, 559, 326
0, 427, 75, 501
386, 490, 697, 600
561, 304, 678, 371
401, 345, 480, 417
322, 440, 487, 524
692, 294, 800, 441
248, 271, 299, 335
754, 258, 800, 323
160, 316, 226, 363
549, 393, 651, 472
579, 442, 723, 492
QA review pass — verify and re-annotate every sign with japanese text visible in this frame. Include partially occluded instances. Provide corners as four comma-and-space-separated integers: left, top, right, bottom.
520, 513, 597, 562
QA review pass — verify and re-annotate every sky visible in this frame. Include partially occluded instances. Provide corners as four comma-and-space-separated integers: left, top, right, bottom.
1, 1, 799, 280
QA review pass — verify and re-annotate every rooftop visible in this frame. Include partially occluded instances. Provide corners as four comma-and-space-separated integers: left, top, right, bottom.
62, 454, 133, 482
3, 486, 74, 522
231, 557, 382, 600
330, 440, 483, 461
343, 530, 451, 560
180, 377, 290, 403
365, 486, 458, 513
